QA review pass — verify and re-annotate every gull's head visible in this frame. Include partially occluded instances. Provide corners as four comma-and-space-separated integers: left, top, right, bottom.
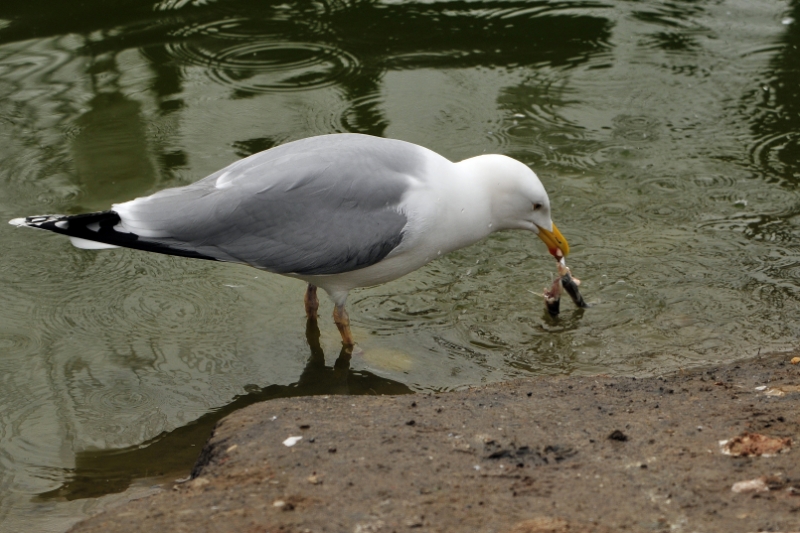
461, 154, 569, 258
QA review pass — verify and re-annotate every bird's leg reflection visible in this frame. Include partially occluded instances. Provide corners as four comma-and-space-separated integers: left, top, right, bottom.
298, 316, 353, 389
304, 316, 325, 366
332, 345, 352, 377
35, 318, 411, 502
304, 283, 319, 320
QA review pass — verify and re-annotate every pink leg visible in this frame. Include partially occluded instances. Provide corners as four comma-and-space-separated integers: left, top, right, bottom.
304, 284, 319, 320
333, 304, 354, 347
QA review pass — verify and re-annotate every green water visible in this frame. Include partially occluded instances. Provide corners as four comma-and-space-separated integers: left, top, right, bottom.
1, 0, 799, 529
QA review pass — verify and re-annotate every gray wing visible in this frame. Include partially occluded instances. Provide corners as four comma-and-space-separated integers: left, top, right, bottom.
113, 134, 426, 275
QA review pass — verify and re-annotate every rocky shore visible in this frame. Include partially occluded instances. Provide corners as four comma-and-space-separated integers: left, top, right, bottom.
69, 353, 800, 533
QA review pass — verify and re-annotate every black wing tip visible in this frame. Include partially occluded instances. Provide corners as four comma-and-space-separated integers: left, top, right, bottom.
12, 210, 221, 263
10, 214, 65, 227
10, 211, 120, 228
15, 211, 121, 234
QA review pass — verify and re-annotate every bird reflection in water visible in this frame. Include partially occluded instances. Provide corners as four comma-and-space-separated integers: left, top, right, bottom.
36, 319, 411, 502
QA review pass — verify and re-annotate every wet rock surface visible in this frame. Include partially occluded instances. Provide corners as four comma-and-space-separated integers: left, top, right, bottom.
70, 353, 800, 533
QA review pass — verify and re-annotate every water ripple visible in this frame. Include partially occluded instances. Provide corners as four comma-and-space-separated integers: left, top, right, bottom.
27, 252, 247, 346
171, 17, 284, 40
630, 2, 710, 32
324, 91, 391, 135
612, 114, 661, 142
81, 382, 158, 414
747, 131, 800, 181
0, 332, 34, 353
740, 44, 784, 59
167, 40, 360, 94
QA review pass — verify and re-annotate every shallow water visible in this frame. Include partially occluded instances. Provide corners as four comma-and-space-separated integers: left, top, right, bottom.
1, 0, 799, 530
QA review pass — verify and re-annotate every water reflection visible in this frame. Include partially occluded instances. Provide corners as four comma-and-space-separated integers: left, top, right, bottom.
71, 42, 157, 205
630, 1, 709, 33
747, 1, 800, 186
37, 318, 411, 501
1, 0, 613, 138
72, 91, 158, 210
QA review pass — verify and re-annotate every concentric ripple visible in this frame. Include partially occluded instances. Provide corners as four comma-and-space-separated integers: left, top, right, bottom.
167, 40, 359, 94
748, 131, 800, 181
306, 91, 381, 135
83, 383, 157, 414
170, 18, 277, 40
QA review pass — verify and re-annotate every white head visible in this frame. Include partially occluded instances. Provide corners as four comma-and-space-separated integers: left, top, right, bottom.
461, 154, 569, 258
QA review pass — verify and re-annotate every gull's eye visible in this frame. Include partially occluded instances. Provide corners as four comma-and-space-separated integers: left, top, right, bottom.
533, 203, 543, 211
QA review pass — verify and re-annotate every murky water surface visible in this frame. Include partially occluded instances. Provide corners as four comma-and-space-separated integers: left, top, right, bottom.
1, 0, 799, 529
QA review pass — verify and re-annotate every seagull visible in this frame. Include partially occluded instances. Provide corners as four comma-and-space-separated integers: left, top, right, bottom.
10, 133, 569, 346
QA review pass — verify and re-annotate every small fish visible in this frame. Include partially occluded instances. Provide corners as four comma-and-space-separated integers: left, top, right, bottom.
543, 275, 562, 317
557, 259, 589, 310
561, 271, 588, 309
535, 260, 589, 316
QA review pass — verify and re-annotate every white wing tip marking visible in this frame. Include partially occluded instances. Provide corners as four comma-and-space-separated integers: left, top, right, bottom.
9, 218, 25, 226
69, 237, 120, 250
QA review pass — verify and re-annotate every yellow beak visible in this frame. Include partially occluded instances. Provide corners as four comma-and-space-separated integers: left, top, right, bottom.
537, 222, 569, 258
